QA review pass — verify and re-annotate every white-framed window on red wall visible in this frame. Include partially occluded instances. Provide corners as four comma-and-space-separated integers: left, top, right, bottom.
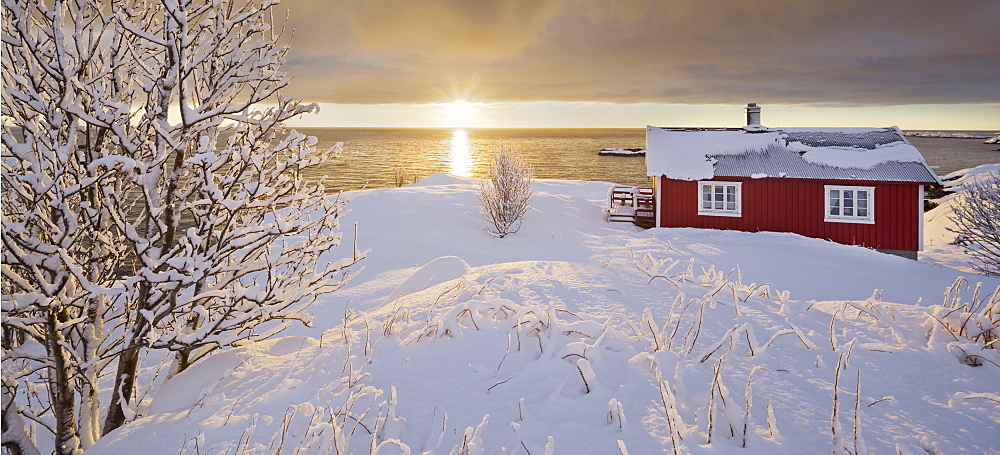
825, 185, 875, 224
698, 181, 742, 217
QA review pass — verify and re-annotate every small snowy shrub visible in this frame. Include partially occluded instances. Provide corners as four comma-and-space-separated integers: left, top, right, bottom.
393, 166, 417, 187
479, 145, 534, 238
928, 277, 1000, 366
948, 174, 1000, 275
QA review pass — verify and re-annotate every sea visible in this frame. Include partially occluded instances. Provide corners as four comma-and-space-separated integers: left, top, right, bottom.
298, 128, 1000, 193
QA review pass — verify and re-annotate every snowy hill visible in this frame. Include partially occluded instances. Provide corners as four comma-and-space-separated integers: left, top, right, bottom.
89, 173, 1000, 454
923, 163, 1000, 273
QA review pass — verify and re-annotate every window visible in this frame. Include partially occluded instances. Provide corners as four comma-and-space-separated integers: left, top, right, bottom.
825, 185, 874, 224
698, 181, 742, 216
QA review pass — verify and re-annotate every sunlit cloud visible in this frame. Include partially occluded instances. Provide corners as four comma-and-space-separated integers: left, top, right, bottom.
280, 0, 999, 127
286, 0, 998, 108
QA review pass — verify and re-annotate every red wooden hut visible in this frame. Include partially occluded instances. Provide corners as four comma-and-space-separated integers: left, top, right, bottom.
645, 104, 941, 259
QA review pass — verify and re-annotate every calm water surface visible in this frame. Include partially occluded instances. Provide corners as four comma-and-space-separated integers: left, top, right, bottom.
300, 128, 999, 193
905, 132, 1000, 178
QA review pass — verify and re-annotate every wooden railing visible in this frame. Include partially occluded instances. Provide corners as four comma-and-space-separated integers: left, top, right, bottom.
608, 186, 655, 223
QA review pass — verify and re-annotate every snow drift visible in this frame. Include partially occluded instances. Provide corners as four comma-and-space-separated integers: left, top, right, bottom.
88, 172, 1000, 454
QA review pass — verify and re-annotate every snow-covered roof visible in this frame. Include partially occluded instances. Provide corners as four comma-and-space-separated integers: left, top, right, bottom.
646, 126, 941, 184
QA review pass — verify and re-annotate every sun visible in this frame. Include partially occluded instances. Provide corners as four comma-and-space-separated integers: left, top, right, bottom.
441, 100, 477, 119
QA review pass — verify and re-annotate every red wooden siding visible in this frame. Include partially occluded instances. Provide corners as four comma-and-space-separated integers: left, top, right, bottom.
657, 176, 922, 251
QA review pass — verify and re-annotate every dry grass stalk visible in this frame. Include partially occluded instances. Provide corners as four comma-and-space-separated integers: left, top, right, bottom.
457, 309, 480, 330
662, 294, 687, 351
699, 325, 739, 363
656, 373, 683, 455
866, 397, 893, 407
830, 353, 844, 454
743, 366, 770, 447
271, 406, 297, 455
487, 376, 514, 393
682, 301, 708, 354
607, 398, 626, 430
829, 310, 840, 351
634, 251, 685, 287
762, 329, 794, 351
853, 370, 862, 454
496, 333, 513, 373
786, 321, 815, 350
744, 327, 757, 357
706, 361, 721, 445
644, 308, 663, 352
511, 422, 531, 454
576, 359, 595, 394
766, 402, 778, 440
958, 393, 1000, 405
235, 415, 259, 454
617, 439, 629, 455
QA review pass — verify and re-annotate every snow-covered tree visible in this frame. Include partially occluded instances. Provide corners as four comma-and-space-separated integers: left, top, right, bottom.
1, 0, 362, 452
479, 145, 533, 238
949, 174, 1000, 275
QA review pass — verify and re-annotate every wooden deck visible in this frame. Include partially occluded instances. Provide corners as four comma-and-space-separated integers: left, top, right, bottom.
608, 186, 655, 223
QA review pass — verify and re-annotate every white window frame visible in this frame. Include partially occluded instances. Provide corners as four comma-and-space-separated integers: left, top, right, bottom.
824, 185, 875, 224
698, 181, 742, 217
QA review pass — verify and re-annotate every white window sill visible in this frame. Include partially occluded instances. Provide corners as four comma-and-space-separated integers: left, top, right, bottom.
824, 217, 875, 225
699, 211, 742, 217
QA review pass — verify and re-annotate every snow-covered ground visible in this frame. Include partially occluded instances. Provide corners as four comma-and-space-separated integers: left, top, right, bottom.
89, 170, 1000, 454
923, 163, 1000, 273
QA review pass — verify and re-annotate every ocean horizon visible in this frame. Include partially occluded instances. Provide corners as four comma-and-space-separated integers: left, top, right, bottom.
298, 127, 1000, 193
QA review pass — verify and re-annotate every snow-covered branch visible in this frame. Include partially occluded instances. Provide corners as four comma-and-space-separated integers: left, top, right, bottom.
479, 145, 534, 238
948, 173, 1000, 275
2, 0, 360, 451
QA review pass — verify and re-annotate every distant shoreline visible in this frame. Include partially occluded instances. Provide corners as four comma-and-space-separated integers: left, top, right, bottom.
904, 131, 993, 140
288, 126, 998, 134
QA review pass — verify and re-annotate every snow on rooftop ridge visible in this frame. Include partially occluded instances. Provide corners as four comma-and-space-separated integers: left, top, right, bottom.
785, 126, 931, 170
647, 124, 936, 180
794, 141, 928, 170
779, 126, 892, 134
645, 126, 784, 180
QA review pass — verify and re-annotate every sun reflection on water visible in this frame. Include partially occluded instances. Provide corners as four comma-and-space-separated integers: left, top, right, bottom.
449, 129, 473, 177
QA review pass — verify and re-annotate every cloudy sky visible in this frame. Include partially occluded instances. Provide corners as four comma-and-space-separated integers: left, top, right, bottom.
281, 0, 1000, 129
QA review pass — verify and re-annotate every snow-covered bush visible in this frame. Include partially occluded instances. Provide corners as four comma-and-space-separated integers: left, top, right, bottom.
948, 174, 1000, 275
1, 0, 361, 452
393, 166, 419, 187
479, 145, 534, 238
927, 277, 1000, 366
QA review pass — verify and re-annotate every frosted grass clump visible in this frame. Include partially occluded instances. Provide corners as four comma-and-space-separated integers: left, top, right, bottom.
110, 256, 999, 454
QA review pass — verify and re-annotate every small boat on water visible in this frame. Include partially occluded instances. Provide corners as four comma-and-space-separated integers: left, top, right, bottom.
598, 147, 645, 156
